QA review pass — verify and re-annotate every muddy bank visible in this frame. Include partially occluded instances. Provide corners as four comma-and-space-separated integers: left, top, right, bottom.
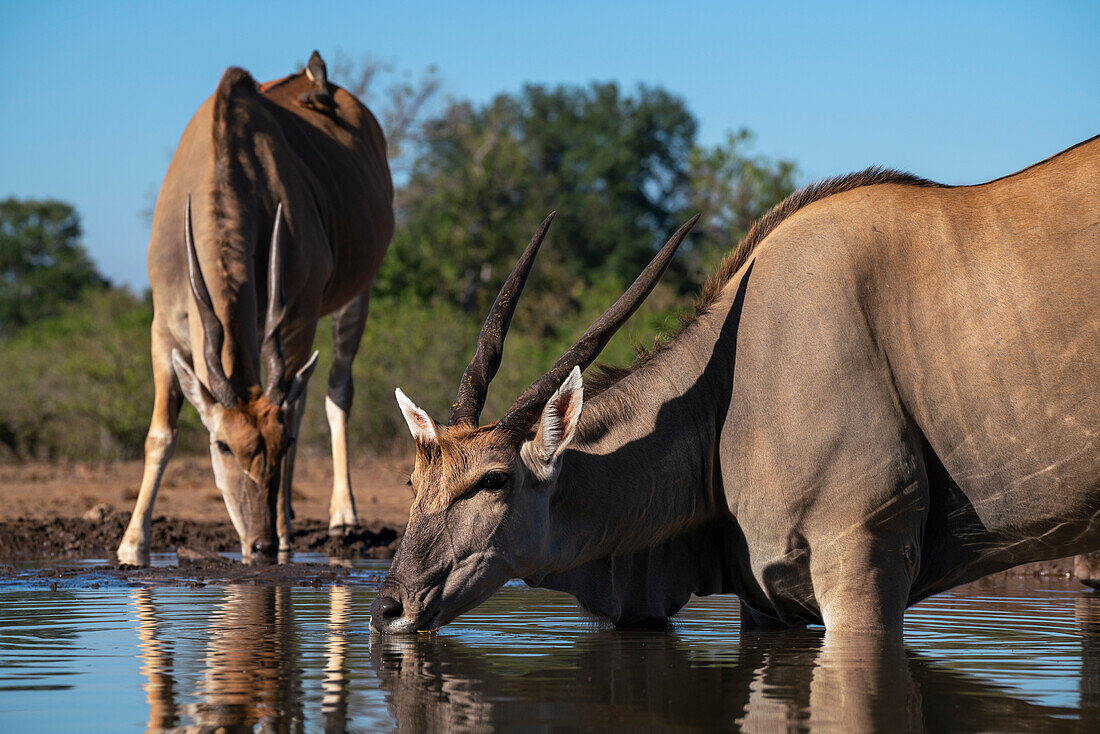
0, 556, 386, 589
0, 509, 402, 563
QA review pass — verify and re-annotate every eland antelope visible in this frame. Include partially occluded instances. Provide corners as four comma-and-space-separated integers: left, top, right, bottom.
117, 51, 393, 564
373, 137, 1098, 634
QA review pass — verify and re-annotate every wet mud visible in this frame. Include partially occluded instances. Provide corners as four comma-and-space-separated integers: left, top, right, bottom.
0, 508, 401, 564
0, 558, 384, 589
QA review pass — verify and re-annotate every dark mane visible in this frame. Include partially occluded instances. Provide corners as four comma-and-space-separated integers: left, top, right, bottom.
586, 167, 943, 395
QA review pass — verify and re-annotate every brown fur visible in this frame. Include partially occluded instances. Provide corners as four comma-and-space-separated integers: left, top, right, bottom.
210, 67, 261, 294
411, 424, 516, 513
118, 52, 394, 562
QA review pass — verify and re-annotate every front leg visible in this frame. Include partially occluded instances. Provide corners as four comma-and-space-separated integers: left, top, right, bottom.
810, 480, 926, 633
118, 341, 182, 566
278, 380, 309, 551
326, 293, 370, 535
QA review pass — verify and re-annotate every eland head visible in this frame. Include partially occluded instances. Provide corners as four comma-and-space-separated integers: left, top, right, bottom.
372, 213, 698, 632
173, 198, 318, 560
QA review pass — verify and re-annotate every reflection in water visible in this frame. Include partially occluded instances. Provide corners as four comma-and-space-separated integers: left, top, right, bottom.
133, 588, 179, 731
114, 583, 1100, 732
133, 585, 309, 733
1080, 595, 1100, 718
323, 585, 352, 732
371, 626, 1095, 733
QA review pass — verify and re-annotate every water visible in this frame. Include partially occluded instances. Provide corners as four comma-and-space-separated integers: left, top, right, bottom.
0, 563, 1097, 732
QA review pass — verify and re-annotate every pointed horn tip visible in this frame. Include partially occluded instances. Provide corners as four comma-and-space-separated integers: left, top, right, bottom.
676, 213, 701, 235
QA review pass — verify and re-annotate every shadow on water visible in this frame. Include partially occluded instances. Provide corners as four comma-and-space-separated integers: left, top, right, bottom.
1, 580, 1098, 732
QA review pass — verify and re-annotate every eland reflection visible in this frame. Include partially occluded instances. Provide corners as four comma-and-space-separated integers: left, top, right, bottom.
1079, 593, 1100, 717
370, 627, 1090, 733
133, 588, 179, 731
323, 584, 353, 732
132, 585, 307, 733
128, 584, 1099, 732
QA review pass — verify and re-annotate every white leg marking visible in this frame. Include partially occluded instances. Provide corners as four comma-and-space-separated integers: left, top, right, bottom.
326, 394, 358, 531
117, 429, 176, 565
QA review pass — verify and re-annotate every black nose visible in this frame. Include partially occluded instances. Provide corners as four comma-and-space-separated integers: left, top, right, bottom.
252, 539, 276, 556
371, 595, 403, 621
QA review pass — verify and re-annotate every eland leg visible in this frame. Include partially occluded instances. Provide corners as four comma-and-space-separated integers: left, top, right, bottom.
118, 337, 183, 566
326, 292, 369, 536
277, 379, 309, 552
811, 470, 927, 634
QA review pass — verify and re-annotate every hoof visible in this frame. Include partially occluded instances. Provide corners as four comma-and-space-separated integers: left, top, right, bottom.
115, 544, 150, 568
328, 523, 358, 538
1075, 552, 1100, 589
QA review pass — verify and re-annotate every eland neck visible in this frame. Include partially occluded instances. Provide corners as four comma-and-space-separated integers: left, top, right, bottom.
539, 263, 753, 580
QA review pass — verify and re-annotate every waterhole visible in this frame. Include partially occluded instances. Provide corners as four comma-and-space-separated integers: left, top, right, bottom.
1, 560, 1097, 732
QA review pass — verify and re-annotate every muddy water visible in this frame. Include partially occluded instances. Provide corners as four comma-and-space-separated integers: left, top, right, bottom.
0, 563, 1097, 732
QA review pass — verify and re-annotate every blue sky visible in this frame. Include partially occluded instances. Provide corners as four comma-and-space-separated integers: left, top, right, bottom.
2, 1, 1097, 289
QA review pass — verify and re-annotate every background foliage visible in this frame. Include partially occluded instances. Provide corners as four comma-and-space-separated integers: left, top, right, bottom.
0, 60, 796, 462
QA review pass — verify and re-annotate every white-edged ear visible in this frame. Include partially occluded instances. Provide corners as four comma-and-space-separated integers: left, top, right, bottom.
171, 349, 218, 431
395, 388, 438, 444
522, 365, 583, 481
284, 350, 319, 407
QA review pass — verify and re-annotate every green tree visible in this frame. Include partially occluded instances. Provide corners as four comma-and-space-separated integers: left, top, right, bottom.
0, 198, 108, 335
378, 82, 698, 319
375, 82, 796, 332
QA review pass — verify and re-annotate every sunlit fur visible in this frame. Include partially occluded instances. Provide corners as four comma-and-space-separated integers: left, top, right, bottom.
378, 136, 1099, 635
116, 51, 393, 565
217, 388, 288, 476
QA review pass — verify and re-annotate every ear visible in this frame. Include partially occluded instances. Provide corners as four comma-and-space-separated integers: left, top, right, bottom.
395, 388, 438, 444
283, 351, 319, 407
171, 350, 218, 431
522, 365, 583, 481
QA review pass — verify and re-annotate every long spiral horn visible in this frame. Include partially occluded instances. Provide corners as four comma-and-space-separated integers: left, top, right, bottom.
494, 214, 699, 437
448, 212, 556, 426
261, 203, 288, 404
184, 195, 236, 408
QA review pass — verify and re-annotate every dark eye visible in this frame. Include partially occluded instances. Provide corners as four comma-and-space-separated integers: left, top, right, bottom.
478, 471, 508, 490
214, 440, 232, 454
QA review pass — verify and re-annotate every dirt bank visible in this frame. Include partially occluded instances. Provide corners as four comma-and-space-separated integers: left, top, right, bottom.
0, 511, 401, 563
0, 452, 413, 525
0, 453, 410, 562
